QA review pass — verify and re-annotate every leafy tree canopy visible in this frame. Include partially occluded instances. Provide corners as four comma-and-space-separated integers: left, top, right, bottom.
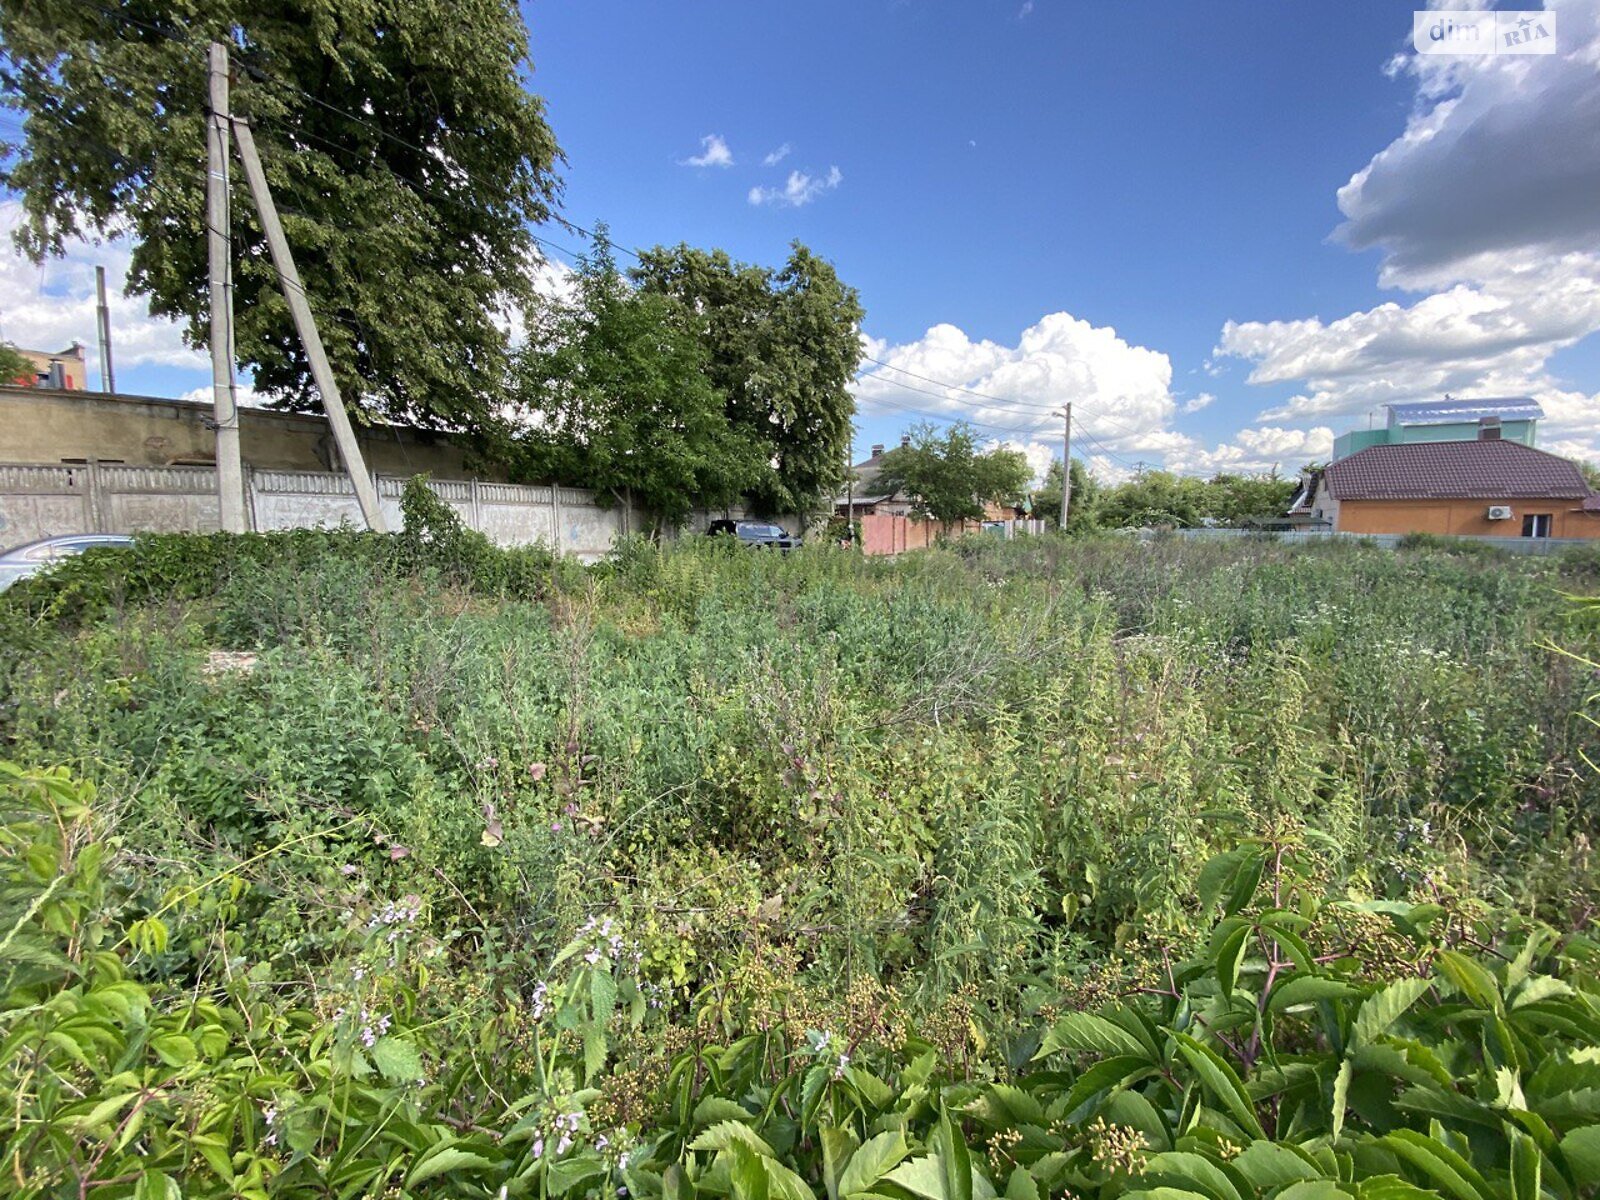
1031, 457, 1099, 532
631, 242, 863, 520
0, 0, 562, 433
1091, 468, 1297, 530
874, 421, 1031, 525
512, 231, 765, 530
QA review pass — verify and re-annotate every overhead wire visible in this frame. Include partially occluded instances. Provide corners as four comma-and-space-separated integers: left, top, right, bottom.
854, 362, 1144, 467
859, 352, 1159, 441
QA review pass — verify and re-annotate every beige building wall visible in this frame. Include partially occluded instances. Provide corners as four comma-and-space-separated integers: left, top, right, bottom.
1336, 497, 1600, 539
11, 346, 89, 390
0, 385, 484, 479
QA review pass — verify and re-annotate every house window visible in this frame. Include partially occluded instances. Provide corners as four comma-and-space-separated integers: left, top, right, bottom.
1521, 513, 1552, 538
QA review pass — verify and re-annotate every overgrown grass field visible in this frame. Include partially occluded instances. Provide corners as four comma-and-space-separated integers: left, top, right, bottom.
3, 510, 1598, 1198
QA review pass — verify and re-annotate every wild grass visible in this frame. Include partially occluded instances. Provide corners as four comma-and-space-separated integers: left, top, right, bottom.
3, 528, 1595, 1021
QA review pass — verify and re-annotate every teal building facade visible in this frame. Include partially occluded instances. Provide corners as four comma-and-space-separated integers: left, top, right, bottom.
1331, 398, 1542, 461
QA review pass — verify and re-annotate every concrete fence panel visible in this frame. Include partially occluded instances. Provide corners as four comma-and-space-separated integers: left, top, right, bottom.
99, 464, 220, 535
254, 470, 366, 532
0, 465, 92, 547
478, 482, 557, 549
0, 462, 825, 561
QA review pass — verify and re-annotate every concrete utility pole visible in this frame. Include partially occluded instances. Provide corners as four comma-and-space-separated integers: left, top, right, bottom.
94, 265, 116, 394
845, 432, 854, 539
206, 42, 249, 532
232, 115, 387, 531
1059, 402, 1072, 529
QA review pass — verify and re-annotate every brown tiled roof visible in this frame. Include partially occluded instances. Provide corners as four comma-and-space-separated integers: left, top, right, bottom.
1323, 440, 1593, 501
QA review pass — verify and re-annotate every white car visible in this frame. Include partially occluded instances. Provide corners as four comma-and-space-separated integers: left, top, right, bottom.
0, 534, 135, 593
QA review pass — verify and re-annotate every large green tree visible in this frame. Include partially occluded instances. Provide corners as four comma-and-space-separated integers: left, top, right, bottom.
874, 421, 1031, 525
513, 233, 765, 531
631, 243, 863, 520
1090, 468, 1297, 529
0, 0, 561, 433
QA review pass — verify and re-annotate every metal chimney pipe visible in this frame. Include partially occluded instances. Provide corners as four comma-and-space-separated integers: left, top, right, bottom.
95, 265, 116, 393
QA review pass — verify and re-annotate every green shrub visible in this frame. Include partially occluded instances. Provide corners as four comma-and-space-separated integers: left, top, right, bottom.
6, 760, 1598, 1199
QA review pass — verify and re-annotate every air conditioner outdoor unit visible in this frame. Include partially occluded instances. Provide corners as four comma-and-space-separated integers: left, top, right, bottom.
1486, 505, 1513, 521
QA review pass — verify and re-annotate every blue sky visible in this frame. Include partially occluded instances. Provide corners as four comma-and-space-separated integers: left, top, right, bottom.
6, 0, 1599, 480
519, 0, 1600, 478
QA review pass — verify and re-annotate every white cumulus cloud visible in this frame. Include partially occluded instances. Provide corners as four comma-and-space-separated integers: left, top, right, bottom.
855, 313, 1180, 465
1336, 0, 1600, 289
762, 142, 792, 166
681, 134, 734, 168
749, 165, 843, 207
1162, 425, 1335, 476
0, 199, 204, 378
856, 314, 1344, 482
1215, 0, 1600, 464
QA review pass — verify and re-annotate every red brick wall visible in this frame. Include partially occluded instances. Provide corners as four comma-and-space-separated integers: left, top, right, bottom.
860, 513, 985, 555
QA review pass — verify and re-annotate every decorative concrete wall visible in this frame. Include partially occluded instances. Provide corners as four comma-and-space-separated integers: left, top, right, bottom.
0, 462, 666, 562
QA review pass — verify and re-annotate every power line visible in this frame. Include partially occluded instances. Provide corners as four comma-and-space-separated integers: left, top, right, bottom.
859, 352, 1155, 441
854, 368, 1143, 467
857, 390, 1141, 469
864, 394, 1046, 437
856, 373, 1053, 427
859, 354, 1056, 412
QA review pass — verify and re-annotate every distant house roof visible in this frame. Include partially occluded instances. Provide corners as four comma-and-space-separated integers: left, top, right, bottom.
1387, 397, 1544, 425
834, 493, 896, 508
1323, 440, 1591, 501
847, 446, 904, 504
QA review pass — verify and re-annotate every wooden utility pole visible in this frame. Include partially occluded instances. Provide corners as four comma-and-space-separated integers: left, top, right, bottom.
95, 265, 116, 394
231, 115, 387, 532
1059, 402, 1072, 529
206, 42, 248, 532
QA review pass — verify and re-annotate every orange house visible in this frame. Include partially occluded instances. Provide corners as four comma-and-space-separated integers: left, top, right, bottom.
1317, 440, 1600, 540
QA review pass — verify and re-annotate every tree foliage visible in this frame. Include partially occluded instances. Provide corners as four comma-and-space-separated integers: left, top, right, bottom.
874, 421, 1031, 524
0, 342, 32, 386
1031, 458, 1100, 532
1090, 469, 1298, 530
632, 242, 864, 519
513, 233, 766, 530
0, 0, 562, 433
